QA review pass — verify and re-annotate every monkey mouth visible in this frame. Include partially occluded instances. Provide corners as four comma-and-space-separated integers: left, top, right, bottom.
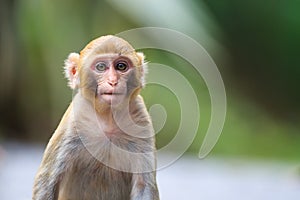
101, 92, 123, 95
99, 91, 125, 105
98, 89, 125, 105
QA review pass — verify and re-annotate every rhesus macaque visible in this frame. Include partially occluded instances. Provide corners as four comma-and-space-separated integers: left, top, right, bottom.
32, 35, 159, 200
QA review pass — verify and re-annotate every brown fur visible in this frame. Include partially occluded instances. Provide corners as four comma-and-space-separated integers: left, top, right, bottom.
32, 36, 159, 200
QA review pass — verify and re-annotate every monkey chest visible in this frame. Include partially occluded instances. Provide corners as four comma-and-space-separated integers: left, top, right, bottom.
58, 163, 132, 200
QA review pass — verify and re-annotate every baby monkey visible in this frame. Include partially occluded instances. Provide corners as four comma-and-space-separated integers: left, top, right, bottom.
32, 35, 159, 200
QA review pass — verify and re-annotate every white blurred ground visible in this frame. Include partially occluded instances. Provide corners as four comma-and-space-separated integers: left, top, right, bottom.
0, 142, 299, 200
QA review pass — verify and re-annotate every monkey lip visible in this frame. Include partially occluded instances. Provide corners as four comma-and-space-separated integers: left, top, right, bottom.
101, 92, 123, 95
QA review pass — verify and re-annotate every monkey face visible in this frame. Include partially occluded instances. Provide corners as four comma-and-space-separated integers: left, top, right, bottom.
90, 54, 140, 106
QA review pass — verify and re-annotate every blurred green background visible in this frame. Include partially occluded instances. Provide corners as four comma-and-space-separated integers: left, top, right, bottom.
1, 0, 299, 161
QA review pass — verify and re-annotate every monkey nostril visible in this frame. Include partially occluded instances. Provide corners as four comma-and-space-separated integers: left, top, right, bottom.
108, 81, 118, 86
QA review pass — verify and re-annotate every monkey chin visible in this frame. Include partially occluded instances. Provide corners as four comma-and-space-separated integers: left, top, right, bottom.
99, 93, 127, 108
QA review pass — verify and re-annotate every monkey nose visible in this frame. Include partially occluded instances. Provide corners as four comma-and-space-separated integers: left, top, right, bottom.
107, 68, 118, 86
108, 80, 118, 86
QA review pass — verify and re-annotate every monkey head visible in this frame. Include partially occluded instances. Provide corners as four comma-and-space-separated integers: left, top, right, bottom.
64, 35, 146, 108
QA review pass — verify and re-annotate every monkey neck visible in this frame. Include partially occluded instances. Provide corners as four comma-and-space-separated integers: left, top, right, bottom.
94, 97, 135, 126
74, 93, 150, 139
77, 90, 143, 131
96, 107, 116, 127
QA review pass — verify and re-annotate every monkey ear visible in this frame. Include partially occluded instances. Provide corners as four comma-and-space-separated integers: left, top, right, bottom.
64, 53, 80, 89
137, 52, 147, 88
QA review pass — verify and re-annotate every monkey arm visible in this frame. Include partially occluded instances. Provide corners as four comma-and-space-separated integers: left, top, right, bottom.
32, 105, 73, 200
32, 136, 64, 200
131, 172, 160, 200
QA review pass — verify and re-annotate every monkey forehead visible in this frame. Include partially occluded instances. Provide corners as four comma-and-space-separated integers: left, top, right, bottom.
88, 53, 131, 62
80, 35, 136, 57
79, 35, 142, 68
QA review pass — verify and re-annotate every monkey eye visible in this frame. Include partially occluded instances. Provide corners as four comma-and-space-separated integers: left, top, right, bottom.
115, 62, 128, 72
95, 62, 107, 72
